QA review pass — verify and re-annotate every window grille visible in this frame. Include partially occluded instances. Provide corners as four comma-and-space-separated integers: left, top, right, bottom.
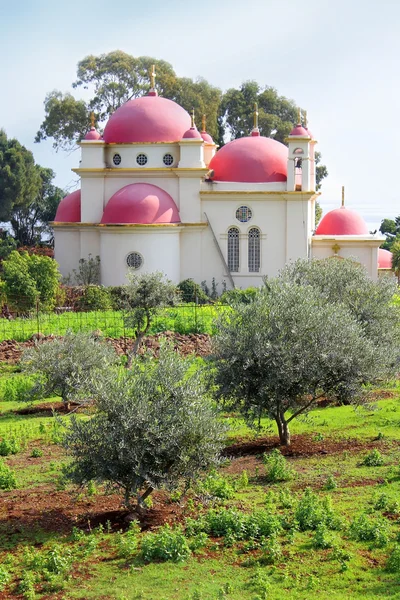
126, 252, 143, 269
227, 227, 239, 272
248, 227, 260, 272
236, 206, 252, 223
113, 153, 122, 166
163, 153, 174, 166
136, 153, 148, 166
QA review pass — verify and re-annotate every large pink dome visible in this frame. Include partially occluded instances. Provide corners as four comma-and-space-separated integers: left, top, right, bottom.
378, 248, 393, 269
209, 136, 288, 183
315, 206, 369, 235
101, 183, 180, 224
103, 96, 191, 144
54, 190, 81, 222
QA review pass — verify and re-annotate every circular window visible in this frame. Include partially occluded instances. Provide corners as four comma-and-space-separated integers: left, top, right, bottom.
113, 153, 122, 166
126, 252, 143, 270
236, 206, 253, 223
163, 153, 174, 166
136, 153, 148, 166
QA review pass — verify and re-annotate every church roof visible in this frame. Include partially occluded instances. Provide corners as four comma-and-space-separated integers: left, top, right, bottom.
54, 190, 81, 222
315, 206, 369, 235
101, 183, 180, 224
378, 248, 393, 269
208, 135, 288, 183
103, 95, 191, 144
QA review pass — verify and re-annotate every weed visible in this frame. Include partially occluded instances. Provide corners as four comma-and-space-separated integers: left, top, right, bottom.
313, 432, 324, 442
86, 480, 97, 496
263, 449, 293, 482
116, 521, 141, 558
277, 488, 295, 509
188, 532, 208, 552
323, 475, 338, 491
30, 448, 43, 458
260, 535, 282, 564
349, 513, 390, 547
295, 488, 338, 531
0, 436, 20, 456
141, 524, 191, 563
0, 565, 11, 591
18, 572, 36, 600
312, 523, 334, 549
0, 459, 17, 490
249, 568, 270, 597
201, 470, 235, 499
237, 469, 249, 489
386, 544, 400, 572
361, 449, 384, 467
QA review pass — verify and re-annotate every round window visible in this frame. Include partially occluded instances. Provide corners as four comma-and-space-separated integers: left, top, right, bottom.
126, 252, 143, 270
236, 206, 252, 223
163, 153, 174, 166
136, 153, 148, 166
113, 153, 122, 166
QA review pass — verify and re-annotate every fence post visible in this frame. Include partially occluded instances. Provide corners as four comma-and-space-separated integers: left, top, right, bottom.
36, 298, 40, 337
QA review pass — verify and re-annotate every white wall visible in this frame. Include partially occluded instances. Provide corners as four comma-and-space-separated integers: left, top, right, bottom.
104, 144, 179, 169
311, 241, 380, 280
100, 228, 181, 286
54, 230, 80, 279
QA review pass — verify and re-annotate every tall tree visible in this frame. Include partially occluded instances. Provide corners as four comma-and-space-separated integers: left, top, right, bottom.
391, 240, 400, 283
379, 217, 400, 251
0, 130, 41, 223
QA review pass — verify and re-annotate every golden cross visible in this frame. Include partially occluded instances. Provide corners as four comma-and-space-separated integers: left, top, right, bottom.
253, 103, 259, 129
297, 108, 302, 125
150, 64, 156, 88
191, 109, 195, 128
332, 243, 341, 255
341, 186, 345, 207
90, 112, 95, 128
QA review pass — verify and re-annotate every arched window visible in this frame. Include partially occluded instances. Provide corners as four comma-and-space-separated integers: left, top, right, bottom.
227, 227, 239, 272
248, 227, 260, 272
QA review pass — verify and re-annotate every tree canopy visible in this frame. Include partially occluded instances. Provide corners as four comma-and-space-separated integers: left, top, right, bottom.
379, 216, 400, 251
35, 51, 327, 190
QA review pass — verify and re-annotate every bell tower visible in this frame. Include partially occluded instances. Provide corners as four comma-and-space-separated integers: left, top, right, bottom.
286, 110, 315, 192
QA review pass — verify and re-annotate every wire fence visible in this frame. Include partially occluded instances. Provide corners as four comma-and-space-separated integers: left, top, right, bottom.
0, 301, 227, 343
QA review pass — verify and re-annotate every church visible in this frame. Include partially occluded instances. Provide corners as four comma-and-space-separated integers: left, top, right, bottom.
53, 69, 390, 287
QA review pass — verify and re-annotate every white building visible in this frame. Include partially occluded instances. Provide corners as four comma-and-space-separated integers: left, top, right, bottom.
53, 85, 389, 286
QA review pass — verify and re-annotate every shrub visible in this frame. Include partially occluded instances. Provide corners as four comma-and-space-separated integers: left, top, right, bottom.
386, 544, 400, 572
219, 287, 258, 306
361, 449, 384, 467
1, 375, 40, 403
0, 436, 20, 456
0, 565, 11, 591
260, 535, 282, 564
76, 285, 112, 311
141, 524, 191, 562
108, 286, 130, 311
72, 255, 100, 286
31, 448, 43, 458
312, 523, 334, 549
0, 460, 17, 490
189, 507, 282, 541
263, 449, 293, 482
177, 279, 209, 304
349, 513, 390, 547
323, 475, 338, 491
200, 470, 235, 499
294, 489, 339, 531
116, 521, 141, 558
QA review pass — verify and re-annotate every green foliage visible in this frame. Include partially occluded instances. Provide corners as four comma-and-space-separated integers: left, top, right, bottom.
141, 524, 191, 563
312, 523, 334, 549
323, 475, 338, 490
72, 254, 101, 286
0, 436, 20, 456
0, 459, 17, 490
263, 449, 293, 482
0, 565, 11, 592
200, 470, 235, 499
294, 489, 340, 531
63, 343, 227, 509
108, 285, 130, 310
219, 287, 258, 306
0, 235, 17, 261
76, 285, 112, 311
177, 279, 209, 304
1, 375, 41, 403
187, 507, 282, 541
30, 448, 43, 458
348, 513, 390, 547
20, 330, 118, 406
1, 250, 60, 311
386, 544, 400, 572
116, 521, 141, 558
361, 449, 384, 467
260, 535, 282, 564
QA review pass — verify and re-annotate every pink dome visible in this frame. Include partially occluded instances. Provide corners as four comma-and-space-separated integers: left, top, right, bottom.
315, 206, 369, 235
101, 183, 180, 224
103, 96, 191, 144
201, 131, 214, 144
378, 248, 393, 269
54, 190, 81, 222
209, 136, 288, 183
182, 127, 202, 139
84, 127, 101, 141
289, 125, 309, 137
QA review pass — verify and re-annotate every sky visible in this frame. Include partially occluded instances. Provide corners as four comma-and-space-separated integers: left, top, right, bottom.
1, 0, 399, 230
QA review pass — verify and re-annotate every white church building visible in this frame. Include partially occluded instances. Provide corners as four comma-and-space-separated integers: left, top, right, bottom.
53, 75, 389, 287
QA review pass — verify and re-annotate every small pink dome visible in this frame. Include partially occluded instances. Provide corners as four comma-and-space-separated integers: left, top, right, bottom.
201, 131, 214, 144
103, 96, 191, 144
54, 190, 81, 222
209, 136, 288, 183
315, 206, 369, 235
378, 248, 393, 269
101, 183, 180, 224
289, 125, 309, 137
84, 127, 101, 141
182, 127, 202, 139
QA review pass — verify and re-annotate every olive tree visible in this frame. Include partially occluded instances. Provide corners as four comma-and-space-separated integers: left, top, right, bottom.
62, 344, 227, 511
20, 331, 119, 409
212, 278, 397, 446
124, 271, 179, 365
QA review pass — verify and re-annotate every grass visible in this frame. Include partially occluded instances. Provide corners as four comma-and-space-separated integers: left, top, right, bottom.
0, 304, 227, 341
0, 363, 400, 598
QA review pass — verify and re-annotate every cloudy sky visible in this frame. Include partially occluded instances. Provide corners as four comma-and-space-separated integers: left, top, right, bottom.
1, 0, 399, 229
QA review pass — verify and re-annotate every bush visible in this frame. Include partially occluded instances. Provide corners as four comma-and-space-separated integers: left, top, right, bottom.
108, 286, 130, 311
116, 521, 141, 558
187, 507, 282, 541
0, 436, 20, 456
349, 513, 390, 547
386, 544, 400, 572
141, 524, 191, 562
219, 287, 258, 306
1, 375, 41, 403
0, 460, 17, 489
200, 470, 235, 499
177, 279, 209, 304
263, 449, 293, 482
361, 449, 384, 467
312, 523, 334, 549
294, 489, 339, 531
0, 565, 11, 592
76, 285, 112, 311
